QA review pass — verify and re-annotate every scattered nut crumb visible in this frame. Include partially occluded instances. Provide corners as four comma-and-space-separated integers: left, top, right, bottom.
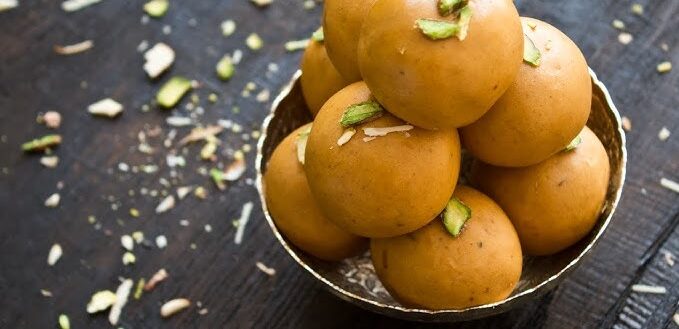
155, 195, 176, 213
54, 40, 93, 55
121, 235, 134, 251
161, 298, 191, 318
40, 111, 62, 129
612, 19, 625, 30
664, 251, 675, 266
221, 20, 236, 36
145, 268, 169, 291
621, 116, 632, 131
256, 261, 276, 276
631, 3, 643, 15
156, 235, 168, 249
250, 0, 273, 7
45, 193, 61, 208
660, 178, 679, 194
618, 32, 633, 45
122, 252, 136, 265
631, 284, 666, 294
658, 127, 671, 141
88, 98, 123, 118
40, 156, 59, 168
47, 243, 63, 266
144, 43, 175, 79
657, 61, 672, 73
246, 33, 264, 51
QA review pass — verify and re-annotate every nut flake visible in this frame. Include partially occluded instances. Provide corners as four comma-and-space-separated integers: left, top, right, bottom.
88, 98, 123, 118
660, 178, 679, 194
216, 55, 235, 81
176, 186, 193, 199
631, 284, 666, 294
145, 268, 169, 291
363, 125, 414, 137
155, 195, 176, 213
144, 43, 175, 79
144, 0, 169, 17
47, 243, 63, 266
618, 32, 633, 45
179, 125, 223, 145
45, 193, 61, 208
61, 0, 102, 12
256, 262, 276, 276
155, 235, 168, 249
612, 19, 625, 30
109, 279, 133, 325
621, 116, 632, 131
54, 40, 93, 55
631, 3, 643, 15
657, 61, 672, 74
87, 290, 117, 313
246, 33, 264, 51
161, 298, 191, 318
58, 314, 70, 329
121, 235, 134, 251
122, 252, 136, 265
250, 0, 273, 7
157, 76, 192, 108
221, 20, 236, 36
337, 128, 356, 146
39, 111, 62, 129
22, 134, 62, 152
284, 39, 309, 52
234, 202, 254, 244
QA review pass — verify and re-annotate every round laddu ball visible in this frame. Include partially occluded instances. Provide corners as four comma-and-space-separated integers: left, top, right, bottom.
461, 17, 592, 167
305, 82, 461, 238
323, 0, 378, 82
470, 126, 610, 256
300, 37, 349, 116
371, 186, 523, 310
357, 0, 523, 129
264, 124, 368, 261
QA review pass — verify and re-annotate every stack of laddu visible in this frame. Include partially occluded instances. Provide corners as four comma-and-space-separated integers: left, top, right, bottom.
265, 0, 610, 310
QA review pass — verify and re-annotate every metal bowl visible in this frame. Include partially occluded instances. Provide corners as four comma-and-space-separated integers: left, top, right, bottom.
255, 69, 627, 322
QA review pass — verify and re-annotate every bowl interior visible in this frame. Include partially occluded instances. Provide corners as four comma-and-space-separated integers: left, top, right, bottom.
256, 70, 626, 322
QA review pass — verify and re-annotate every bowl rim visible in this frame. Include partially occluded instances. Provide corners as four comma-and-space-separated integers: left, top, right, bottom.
255, 68, 627, 320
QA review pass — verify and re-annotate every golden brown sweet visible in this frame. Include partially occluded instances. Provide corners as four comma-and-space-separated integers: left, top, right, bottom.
461, 17, 592, 167
305, 82, 461, 238
323, 0, 377, 82
357, 0, 523, 129
371, 186, 523, 310
264, 124, 367, 261
471, 127, 610, 256
300, 37, 349, 116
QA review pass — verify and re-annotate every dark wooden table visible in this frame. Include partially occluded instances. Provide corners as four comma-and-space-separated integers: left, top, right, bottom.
1, 0, 678, 328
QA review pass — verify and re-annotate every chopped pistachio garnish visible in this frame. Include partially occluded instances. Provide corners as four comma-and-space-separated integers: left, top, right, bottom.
216, 55, 235, 81
296, 124, 312, 165
221, 20, 236, 36
311, 27, 324, 42
416, 5, 472, 41
22, 134, 62, 152
564, 135, 582, 152
438, 0, 467, 17
657, 61, 672, 73
210, 168, 227, 190
143, 0, 168, 17
612, 19, 625, 30
442, 197, 471, 237
129, 208, 140, 217
58, 314, 70, 329
284, 39, 309, 52
340, 101, 384, 127
134, 278, 145, 300
246, 33, 264, 50
523, 34, 541, 67
157, 76, 192, 108
416, 19, 458, 40
87, 290, 117, 313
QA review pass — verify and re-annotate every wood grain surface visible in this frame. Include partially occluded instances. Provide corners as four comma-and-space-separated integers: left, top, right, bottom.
0, 0, 678, 328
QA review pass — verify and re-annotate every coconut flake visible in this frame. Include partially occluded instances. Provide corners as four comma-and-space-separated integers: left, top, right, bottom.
144, 43, 175, 79
109, 279, 133, 325
144, 268, 169, 291
256, 262, 276, 276
631, 284, 667, 294
88, 98, 123, 118
47, 244, 63, 266
363, 125, 414, 137
61, 0, 102, 12
160, 298, 191, 318
337, 128, 356, 146
54, 40, 93, 55
86, 290, 117, 313
234, 202, 254, 245
45, 193, 61, 208
660, 178, 679, 193
155, 195, 175, 214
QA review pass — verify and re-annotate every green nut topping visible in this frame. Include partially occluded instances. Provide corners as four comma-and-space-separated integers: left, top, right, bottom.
416, 6, 472, 41
156, 76, 192, 108
296, 124, 312, 165
22, 134, 62, 152
311, 27, 324, 42
442, 197, 471, 237
523, 34, 541, 67
339, 101, 384, 127
438, 0, 467, 17
216, 55, 235, 81
564, 135, 582, 152
143, 0, 169, 18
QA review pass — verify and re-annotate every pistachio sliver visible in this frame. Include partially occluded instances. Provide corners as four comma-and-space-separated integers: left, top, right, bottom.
22, 134, 62, 152
143, 0, 169, 18
156, 76, 192, 108
455, 5, 473, 41
311, 27, 324, 42
416, 19, 459, 40
523, 34, 541, 67
340, 101, 384, 127
442, 197, 471, 237
296, 125, 312, 165
564, 135, 582, 152
216, 56, 235, 81
438, 0, 467, 17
